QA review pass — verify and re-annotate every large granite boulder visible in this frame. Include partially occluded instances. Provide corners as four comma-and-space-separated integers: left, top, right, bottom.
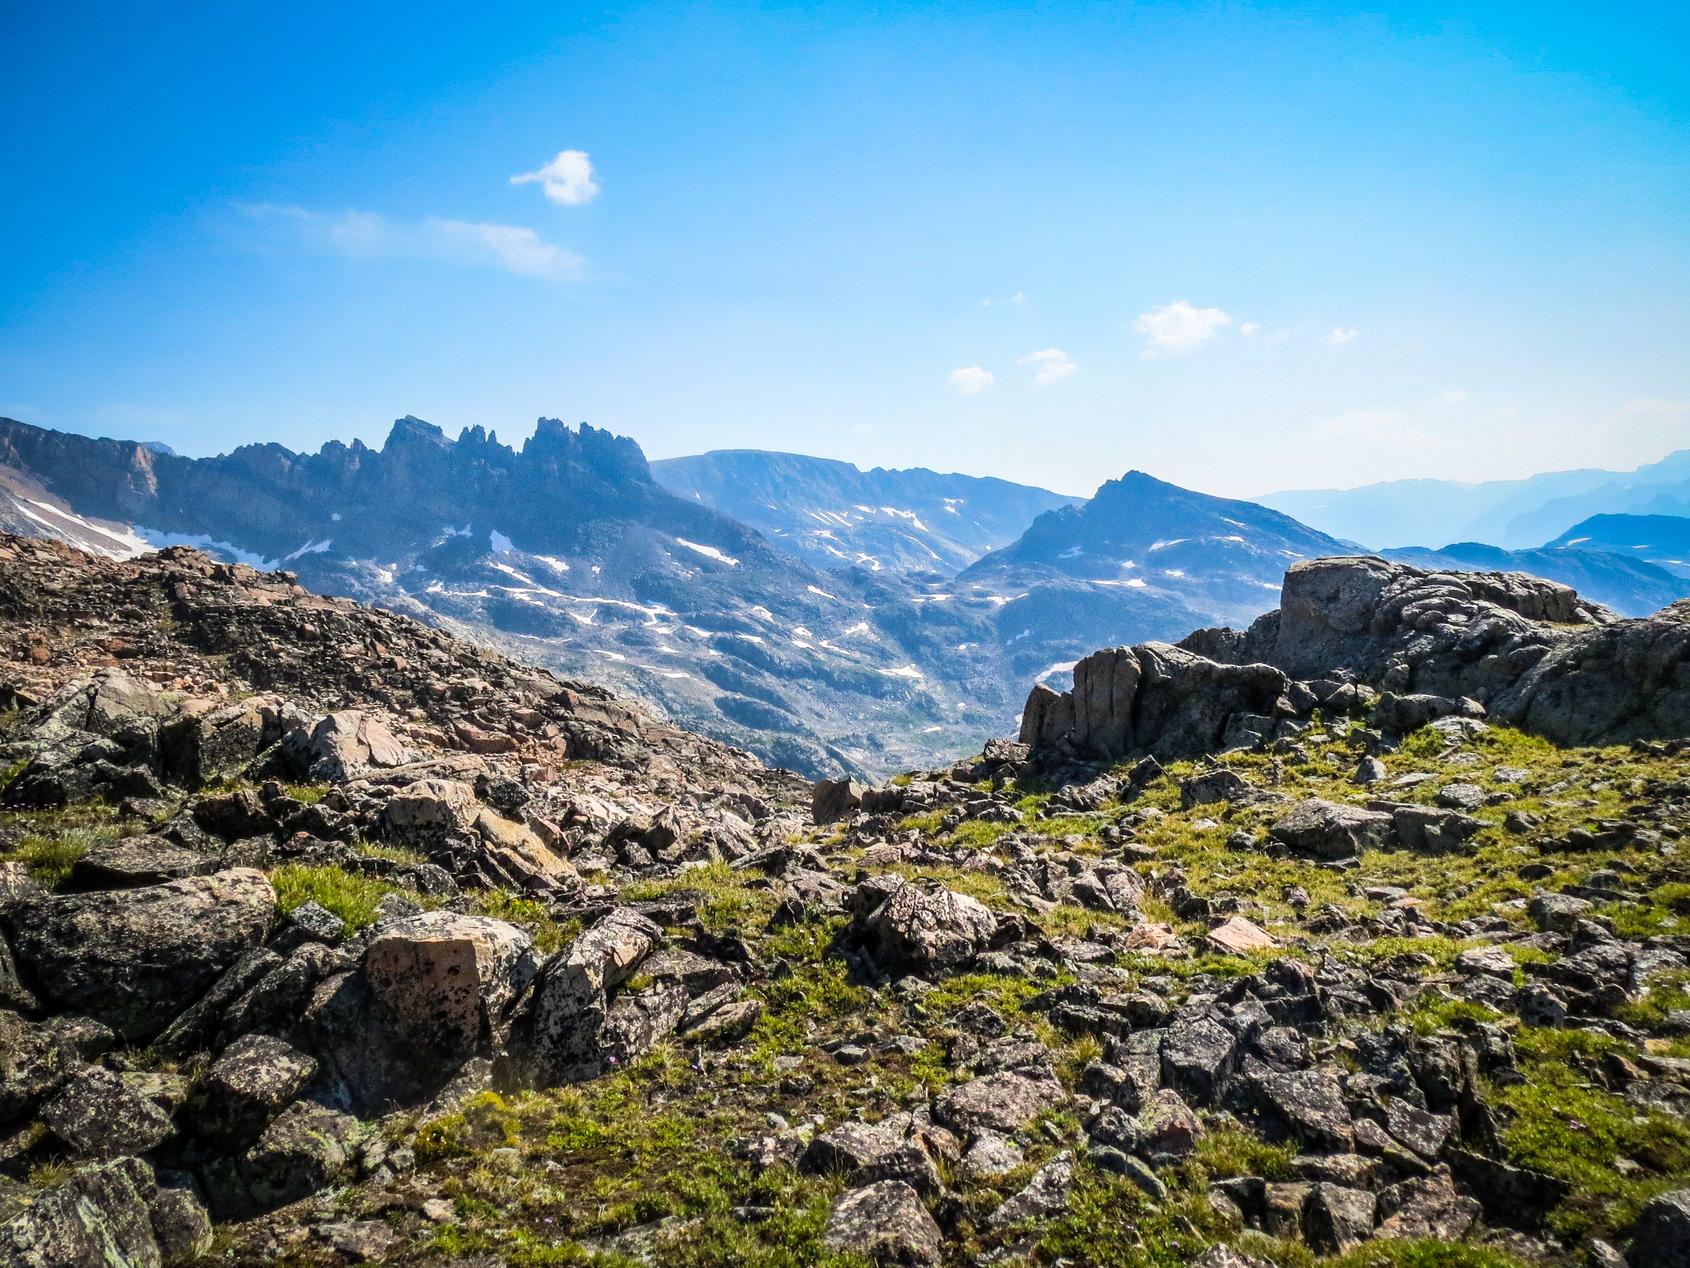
3, 868, 275, 1040
364, 911, 536, 1067
1021, 641, 1286, 761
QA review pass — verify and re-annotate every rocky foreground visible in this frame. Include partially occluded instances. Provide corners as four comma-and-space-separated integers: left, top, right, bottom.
2, 534, 1689, 1268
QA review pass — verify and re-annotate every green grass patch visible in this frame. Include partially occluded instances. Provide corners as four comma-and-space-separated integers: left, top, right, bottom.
621, 861, 769, 933
1490, 1026, 1690, 1240
269, 863, 437, 930
0, 822, 127, 888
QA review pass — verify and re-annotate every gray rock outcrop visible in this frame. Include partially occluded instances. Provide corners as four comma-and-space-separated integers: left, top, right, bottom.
1023, 555, 1690, 761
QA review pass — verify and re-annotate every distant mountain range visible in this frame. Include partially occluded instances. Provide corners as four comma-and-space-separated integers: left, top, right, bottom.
1264, 449, 1690, 550
651, 450, 1076, 574
1546, 513, 1690, 579
5, 413, 1690, 776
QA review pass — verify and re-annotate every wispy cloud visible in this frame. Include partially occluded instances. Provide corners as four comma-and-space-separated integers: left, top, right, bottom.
511, 149, 600, 206
1018, 348, 1076, 385
1239, 321, 1261, 337
1134, 301, 1231, 357
1435, 388, 1468, 405
1326, 326, 1360, 345
241, 204, 584, 281
949, 366, 994, 396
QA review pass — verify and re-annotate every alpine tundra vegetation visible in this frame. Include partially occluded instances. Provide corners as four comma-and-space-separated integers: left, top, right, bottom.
3, 534, 1690, 1268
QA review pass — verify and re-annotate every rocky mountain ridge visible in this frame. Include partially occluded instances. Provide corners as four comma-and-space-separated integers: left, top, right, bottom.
3, 534, 1690, 1267
0, 416, 1024, 780
651, 449, 1077, 575
6, 413, 1689, 791
1021, 553, 1690, 762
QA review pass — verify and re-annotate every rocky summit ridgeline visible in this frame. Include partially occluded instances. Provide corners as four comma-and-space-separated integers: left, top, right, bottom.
1021, 554, 1690, 762
3, 534, 1690, 1268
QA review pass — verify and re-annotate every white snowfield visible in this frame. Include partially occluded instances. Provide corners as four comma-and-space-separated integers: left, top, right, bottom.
674, 537, 740, 566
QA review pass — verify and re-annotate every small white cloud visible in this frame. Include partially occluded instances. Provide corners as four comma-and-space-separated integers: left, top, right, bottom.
1018, 348, 1077, 385
949, 366, 994, 396
1240, 321, 1261, 337
241, 204, 583, 281
1435, 388, 1469, 405
511, 149, 600, 206
1010, 291, 1026, 305
1326, 327, 1360, 345
1134, 300, 1232, 357
1494, 405, 1520, 419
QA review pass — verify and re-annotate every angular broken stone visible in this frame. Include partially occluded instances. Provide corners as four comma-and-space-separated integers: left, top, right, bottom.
40, 1067, 175, 1158
822, 1179, 942, 1265
855, 880, 997, 976
933, 1069, 1066, 1135
190, 1034, 318, 1148
365, 911, 536, 1068
1205, 915, 1277, 955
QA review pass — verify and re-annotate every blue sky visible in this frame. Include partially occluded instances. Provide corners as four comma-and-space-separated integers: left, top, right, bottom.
2, 1, 1686, 498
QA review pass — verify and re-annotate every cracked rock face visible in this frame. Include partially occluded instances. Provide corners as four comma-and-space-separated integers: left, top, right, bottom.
1022, 555, 1690, 763
855, 880, 1000, 975
3, 868, 276, 1040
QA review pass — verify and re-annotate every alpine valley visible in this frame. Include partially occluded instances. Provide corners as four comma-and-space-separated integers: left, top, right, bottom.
3, 415, 1688, 782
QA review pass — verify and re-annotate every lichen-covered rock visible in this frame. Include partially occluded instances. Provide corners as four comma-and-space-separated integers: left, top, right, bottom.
854, 879, 997, 975
189, 1034, 318, 1148
1269, 799, 1395, 861
40, 1066, 175, 1158
801, 1120, 943, 1196
934, 1070, 1067, 1135
823, 1180, 942, 1266
364, 911, 536, 1066
382, 778, 479, 842
232, 1100, 365, 1215
67, 835, 220, 889
3, 868, 275, 1040
512, 908, 662, 1085
0, 1155, 165, 1268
